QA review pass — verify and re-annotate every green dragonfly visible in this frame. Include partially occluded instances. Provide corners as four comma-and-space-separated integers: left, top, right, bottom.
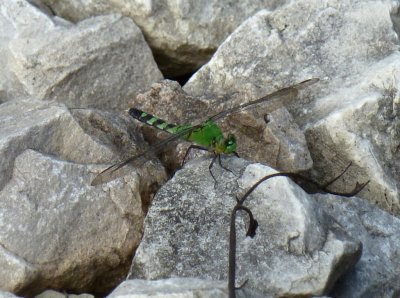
91, 78, 319, 186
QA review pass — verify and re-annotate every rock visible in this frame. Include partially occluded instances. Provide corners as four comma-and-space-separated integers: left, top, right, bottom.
1, 1, 162, 110
0, 99, 143, 189
183, 0, 400, 214
106, 278, 228, 298
129, 79, 313, 173
0, 244, 37, 293
0, 99, 166, 295
314, 193, 400, 297
0, 0, 59, 102
0, 291, 22, 298
35, 289, 94, 298
184, 1, 397, 100
40, 0, 288, 77
0, 149, 143, 295
129, 158, 361, 297
305, 53, 400, 214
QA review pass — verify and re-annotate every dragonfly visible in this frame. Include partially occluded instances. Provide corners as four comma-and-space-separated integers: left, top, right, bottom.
91, 78, 319, 186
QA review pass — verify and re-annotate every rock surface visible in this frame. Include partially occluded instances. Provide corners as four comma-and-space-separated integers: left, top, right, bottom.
129, 159, 361, 297
1, 0, 163, 110
184, 0, 400, 214
305, 53, 400, 214
35, 290, 94, 298
184, 1, 397, 100
314, 194, 400, 297
0, 291, 22, 298
106, 278, 228, 298
0, 99, 166, 295
1, 0, 399, 296
39, 0, 288, 77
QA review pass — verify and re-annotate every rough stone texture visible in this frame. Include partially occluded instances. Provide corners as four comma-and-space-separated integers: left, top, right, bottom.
314, 194, 400, 297
0, 99, 144, 190
35, 290, 94, 298
130, 80, 313, 173
0, 0, 61, 102
0, 99, 166, 295
1, 1, 163, 110
305, 54, 400, 214
0, 244, 37, 294
129, 159, 361, 297
184, 0, 400, 214
0, 291, 22, 298
40, 0, 288, 77
184, 1, 398, 100
1, 149, 142, 295
106, 278, 228, 298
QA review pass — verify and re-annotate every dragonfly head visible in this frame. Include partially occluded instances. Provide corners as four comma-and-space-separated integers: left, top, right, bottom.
224, 134, 237, 154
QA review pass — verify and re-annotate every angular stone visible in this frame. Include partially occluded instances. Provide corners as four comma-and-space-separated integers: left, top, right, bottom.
0, 149, 143, 295
0, 99, 166, 295
40, 0, 288, 76
1, 1, 162, 110
106, 278, 228, 298
0, 245, 37, 293
305, 53, 400, 214
314, 193, 400, 297
184, 1, 398, 102
35, 289, 94, 298
0, 291, 22, 298
183, 0, 400, 213
129, 158, 361, 297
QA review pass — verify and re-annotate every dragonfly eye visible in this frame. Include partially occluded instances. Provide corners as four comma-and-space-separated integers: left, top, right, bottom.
225, 134, 237, 153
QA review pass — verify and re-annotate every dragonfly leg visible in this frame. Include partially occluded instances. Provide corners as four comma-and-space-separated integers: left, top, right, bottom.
209, 154, 218, 186
218, 154, 234, 174
181, 144, 210, 167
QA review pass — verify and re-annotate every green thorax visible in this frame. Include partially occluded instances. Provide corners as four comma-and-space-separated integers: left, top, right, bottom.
186, 120, 237, 154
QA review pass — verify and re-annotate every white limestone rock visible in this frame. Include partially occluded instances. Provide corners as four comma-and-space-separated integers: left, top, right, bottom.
305, 53, 400, 214
129, 158, 361, 297
314, 193, 400, 297
184, 0, 400, 214
0, 99, 166, 295
40, 0, 288, 76
1, 1, 162, 110
106, 278, 228, 298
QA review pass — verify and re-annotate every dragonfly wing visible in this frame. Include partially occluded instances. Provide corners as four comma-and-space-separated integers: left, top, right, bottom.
91, 124, 202, 186
209, 78, 319, 122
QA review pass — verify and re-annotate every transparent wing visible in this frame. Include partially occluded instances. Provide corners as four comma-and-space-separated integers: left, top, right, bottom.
209, 78, 319, 122
92, 78, 319, 185
91, 124, 202, 186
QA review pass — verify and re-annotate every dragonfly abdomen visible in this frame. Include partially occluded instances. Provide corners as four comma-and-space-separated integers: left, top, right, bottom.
129, 108, 190, 134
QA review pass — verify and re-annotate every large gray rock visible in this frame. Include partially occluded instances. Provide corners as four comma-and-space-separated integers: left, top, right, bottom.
0, 99, 166, 295
0, 0, 61, 102
305, 53, 400, 214
129, 158, 361, 297
0, 291, 22, 298
106, 278, 228, 298
314, 193, 400, 297
1, 0, 163, 110
184, 0, 400, 214
34, 289, 94, 298
184, 1, 397, 99
40, 0, 288, 77
1, 149, 142, 295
